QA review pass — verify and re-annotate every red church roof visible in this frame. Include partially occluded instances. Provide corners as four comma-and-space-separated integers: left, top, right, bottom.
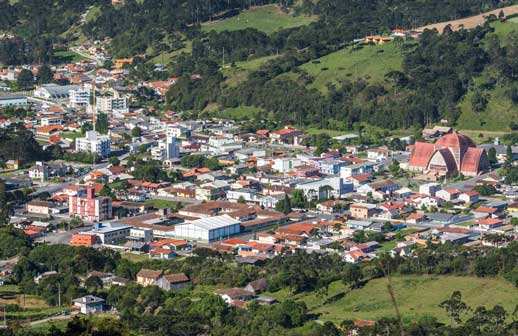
408, 142, 435, 167
435, 131, 475, 149
460, 147, 484, 173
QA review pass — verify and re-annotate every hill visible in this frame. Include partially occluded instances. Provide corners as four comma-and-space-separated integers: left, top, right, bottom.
265, 275, 518, 324
201, 5, 317, 34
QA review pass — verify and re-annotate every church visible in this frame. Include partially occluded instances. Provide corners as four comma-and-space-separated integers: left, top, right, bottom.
408, 131, 489, 177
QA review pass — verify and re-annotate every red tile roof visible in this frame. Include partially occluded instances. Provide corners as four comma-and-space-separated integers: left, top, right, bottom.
408, 142, 435, 167
435, 131, 475, 148
460, 147, 484, 173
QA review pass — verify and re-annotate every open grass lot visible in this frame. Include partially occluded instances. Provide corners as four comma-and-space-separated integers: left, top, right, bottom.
265, 275, 518, 324
295, 43, 403, 92
144, 199, 179, 209
53, 50, 87, 64
202, 5, 316, 34
122, 252, 149, 263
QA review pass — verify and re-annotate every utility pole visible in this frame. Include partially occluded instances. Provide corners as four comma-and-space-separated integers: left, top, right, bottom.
58, 283, 61, 308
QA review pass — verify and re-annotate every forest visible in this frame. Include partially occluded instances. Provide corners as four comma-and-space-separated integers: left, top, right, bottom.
4, 238, 518, 335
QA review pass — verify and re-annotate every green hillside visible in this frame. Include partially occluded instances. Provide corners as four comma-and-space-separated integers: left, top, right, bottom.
265, 275, 518, 324
293, 42, 404, 92
201, 5, 317, 34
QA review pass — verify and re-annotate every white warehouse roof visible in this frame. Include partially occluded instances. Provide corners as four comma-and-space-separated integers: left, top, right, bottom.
180, 215, 240, 231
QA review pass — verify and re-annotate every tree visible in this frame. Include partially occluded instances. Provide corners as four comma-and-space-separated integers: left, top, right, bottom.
99, 185, 116, 200
473, 184, 497, 196
275, 193, 292, 215
17, 69, 34, 89
81, 122, 93, 134
237, 196, 246, 204
343, 264, 362, 288
487, 147, 497, 165
291, 189, 307, 209
37, 64, 53, 84
507, 144, 513, 165
0, 180, 9, 226
131, 127, 142, 137
95, 112, 109, 135
388, 159, 401, 177
439, 291, 469, 327
109, 157, 121, 166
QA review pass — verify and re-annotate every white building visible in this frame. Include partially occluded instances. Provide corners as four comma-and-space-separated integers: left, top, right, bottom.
76, 131, 111, 158
69, 85, 91, 108
79, 222, 130, 245
73, 295, 105, 314
419, 183, 442, 196
272, 158, 302, 173
34, 84, 79, 100
172, 215, 241, 242
96, 96, 128, 113
167, 124, 190, 138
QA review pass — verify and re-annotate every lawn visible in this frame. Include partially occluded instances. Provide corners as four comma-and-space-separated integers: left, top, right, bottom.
202, 5, 316, 35
122, 252, 149, 263
53, 50, 87, 65
144, 199, 178, 209
265, 275, 518, 324
62, 132, 84, 140
295, 42, 404, 93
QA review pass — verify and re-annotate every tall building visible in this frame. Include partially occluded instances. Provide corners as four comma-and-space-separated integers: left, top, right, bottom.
75, 131, 111, 158
96, 96, 128, 113
408, 131, 489, 177
69, 187, 112, 222
69, 85, 91, 108
151, 136, 180, 161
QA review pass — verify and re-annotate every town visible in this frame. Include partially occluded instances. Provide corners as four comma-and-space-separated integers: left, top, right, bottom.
1, 0, 518, 335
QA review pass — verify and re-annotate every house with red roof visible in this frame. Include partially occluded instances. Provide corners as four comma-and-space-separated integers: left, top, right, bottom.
408, 131, 489, 177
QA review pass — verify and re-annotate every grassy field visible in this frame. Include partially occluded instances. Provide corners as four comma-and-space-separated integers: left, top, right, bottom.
202, 5, 316, 34
457, 70, 518, 132
122, 252, 149, 263
144, 199, 178, 209
265, 275, 518, 324
149, 40, 193, 65
53, 50, 87, 64
223, 54, 279, 87
293, 43, 403, 93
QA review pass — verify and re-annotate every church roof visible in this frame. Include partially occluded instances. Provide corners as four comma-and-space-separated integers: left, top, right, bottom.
435, 148, 458, 172
435, 132, 475, 149
460, 147, 484, 173
408, 142, 435, 167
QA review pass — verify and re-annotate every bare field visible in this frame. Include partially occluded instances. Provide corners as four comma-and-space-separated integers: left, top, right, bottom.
418, 5, 518, 33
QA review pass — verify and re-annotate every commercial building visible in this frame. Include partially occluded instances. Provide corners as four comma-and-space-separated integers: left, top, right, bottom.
79, 222, 131, 245
34, 84, 79, 100
69, 187, 112, 222
172, 215, 241, 243
75, 131, 111, 158
0, 94, 28, 107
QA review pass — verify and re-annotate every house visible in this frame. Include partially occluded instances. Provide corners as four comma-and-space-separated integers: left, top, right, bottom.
344, 250, 367, 263
419, 183, 442, 196
215, 288, 255, 305
136, 269, 163, 287
350, 203, 377, 219
367, 147, 391, 161
269, 126, 303, 145
150, 248, 176, 259
244, 278, 268, 294
476, 218, 504, 231
459, 191, 479, 204
72, 295, 105, 314
436, 189, 461, 201
156, 273, 191, 291
316, 200, 349, 214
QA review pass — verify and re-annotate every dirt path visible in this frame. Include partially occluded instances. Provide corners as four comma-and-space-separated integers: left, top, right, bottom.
417, 5, 518, 33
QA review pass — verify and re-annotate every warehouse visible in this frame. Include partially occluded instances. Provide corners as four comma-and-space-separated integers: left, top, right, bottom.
171, 215, 241, 243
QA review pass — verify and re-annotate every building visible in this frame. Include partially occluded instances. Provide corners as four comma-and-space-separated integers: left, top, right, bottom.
69, 187, 112, 222
0, 94, 28, 107
152, 136, 180, 161
28, 161, 67, 181
79, 222, 130, 244
68, 85, 91, 108
156, 273, 191, 291
350, 203, 377, 219
27, 200, 55, 216
215, 288, 255, 305
96, 96, 128, 113
172, 215, 241, 243
70, 233, 98, 247
72, 295, 105, 314
136, 269, 163, 287
34, 84, 79, 100
408, 132, 489, 176
76, 131, 111, 158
